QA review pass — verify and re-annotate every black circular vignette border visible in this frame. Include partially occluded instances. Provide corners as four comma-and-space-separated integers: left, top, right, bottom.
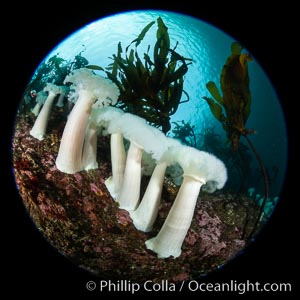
3, 1, 298, 297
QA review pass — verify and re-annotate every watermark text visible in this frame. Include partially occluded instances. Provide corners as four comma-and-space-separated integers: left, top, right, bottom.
85, 279, 292, 294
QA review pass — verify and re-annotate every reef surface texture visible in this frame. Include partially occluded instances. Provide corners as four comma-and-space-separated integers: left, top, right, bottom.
13, 111, 259, 283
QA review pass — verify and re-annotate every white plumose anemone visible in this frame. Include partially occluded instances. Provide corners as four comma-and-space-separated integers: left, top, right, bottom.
55, 86, 69, 107
145, 145, 227, 258
116, 113, 168, 211
130, 138, 181, 232
30, 83, 65, 140
31, 90, 47, 116
55, 68, 120, 174
88, 106, 126, 198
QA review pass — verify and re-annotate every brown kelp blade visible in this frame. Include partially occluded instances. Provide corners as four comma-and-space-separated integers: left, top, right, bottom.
202, 96, 225, 123
206, 81, 224, 105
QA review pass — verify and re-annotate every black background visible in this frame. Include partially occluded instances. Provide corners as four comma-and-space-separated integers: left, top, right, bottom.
2, 1, 298, 297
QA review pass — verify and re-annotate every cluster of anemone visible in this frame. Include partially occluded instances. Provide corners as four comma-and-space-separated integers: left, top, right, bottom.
29, 67, 228, 259
97, 108, 227, 258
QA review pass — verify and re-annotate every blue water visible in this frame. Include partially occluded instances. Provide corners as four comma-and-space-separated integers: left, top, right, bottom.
40, 10, 287, 198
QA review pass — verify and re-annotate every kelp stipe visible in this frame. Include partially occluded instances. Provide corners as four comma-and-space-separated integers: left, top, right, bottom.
203, 42, 269, 241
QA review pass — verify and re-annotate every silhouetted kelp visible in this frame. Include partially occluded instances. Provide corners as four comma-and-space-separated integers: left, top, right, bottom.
88, 17, 192, 134
203, 42, 253, 150
21, 50, 89, 114
171, 120, 197, 147
202, 42, 269, 240
29, 51, 88, 92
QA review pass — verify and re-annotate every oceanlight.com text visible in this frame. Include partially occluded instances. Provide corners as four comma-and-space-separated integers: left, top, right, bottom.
186, 280, 292, 294
86, 279, 292, 294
